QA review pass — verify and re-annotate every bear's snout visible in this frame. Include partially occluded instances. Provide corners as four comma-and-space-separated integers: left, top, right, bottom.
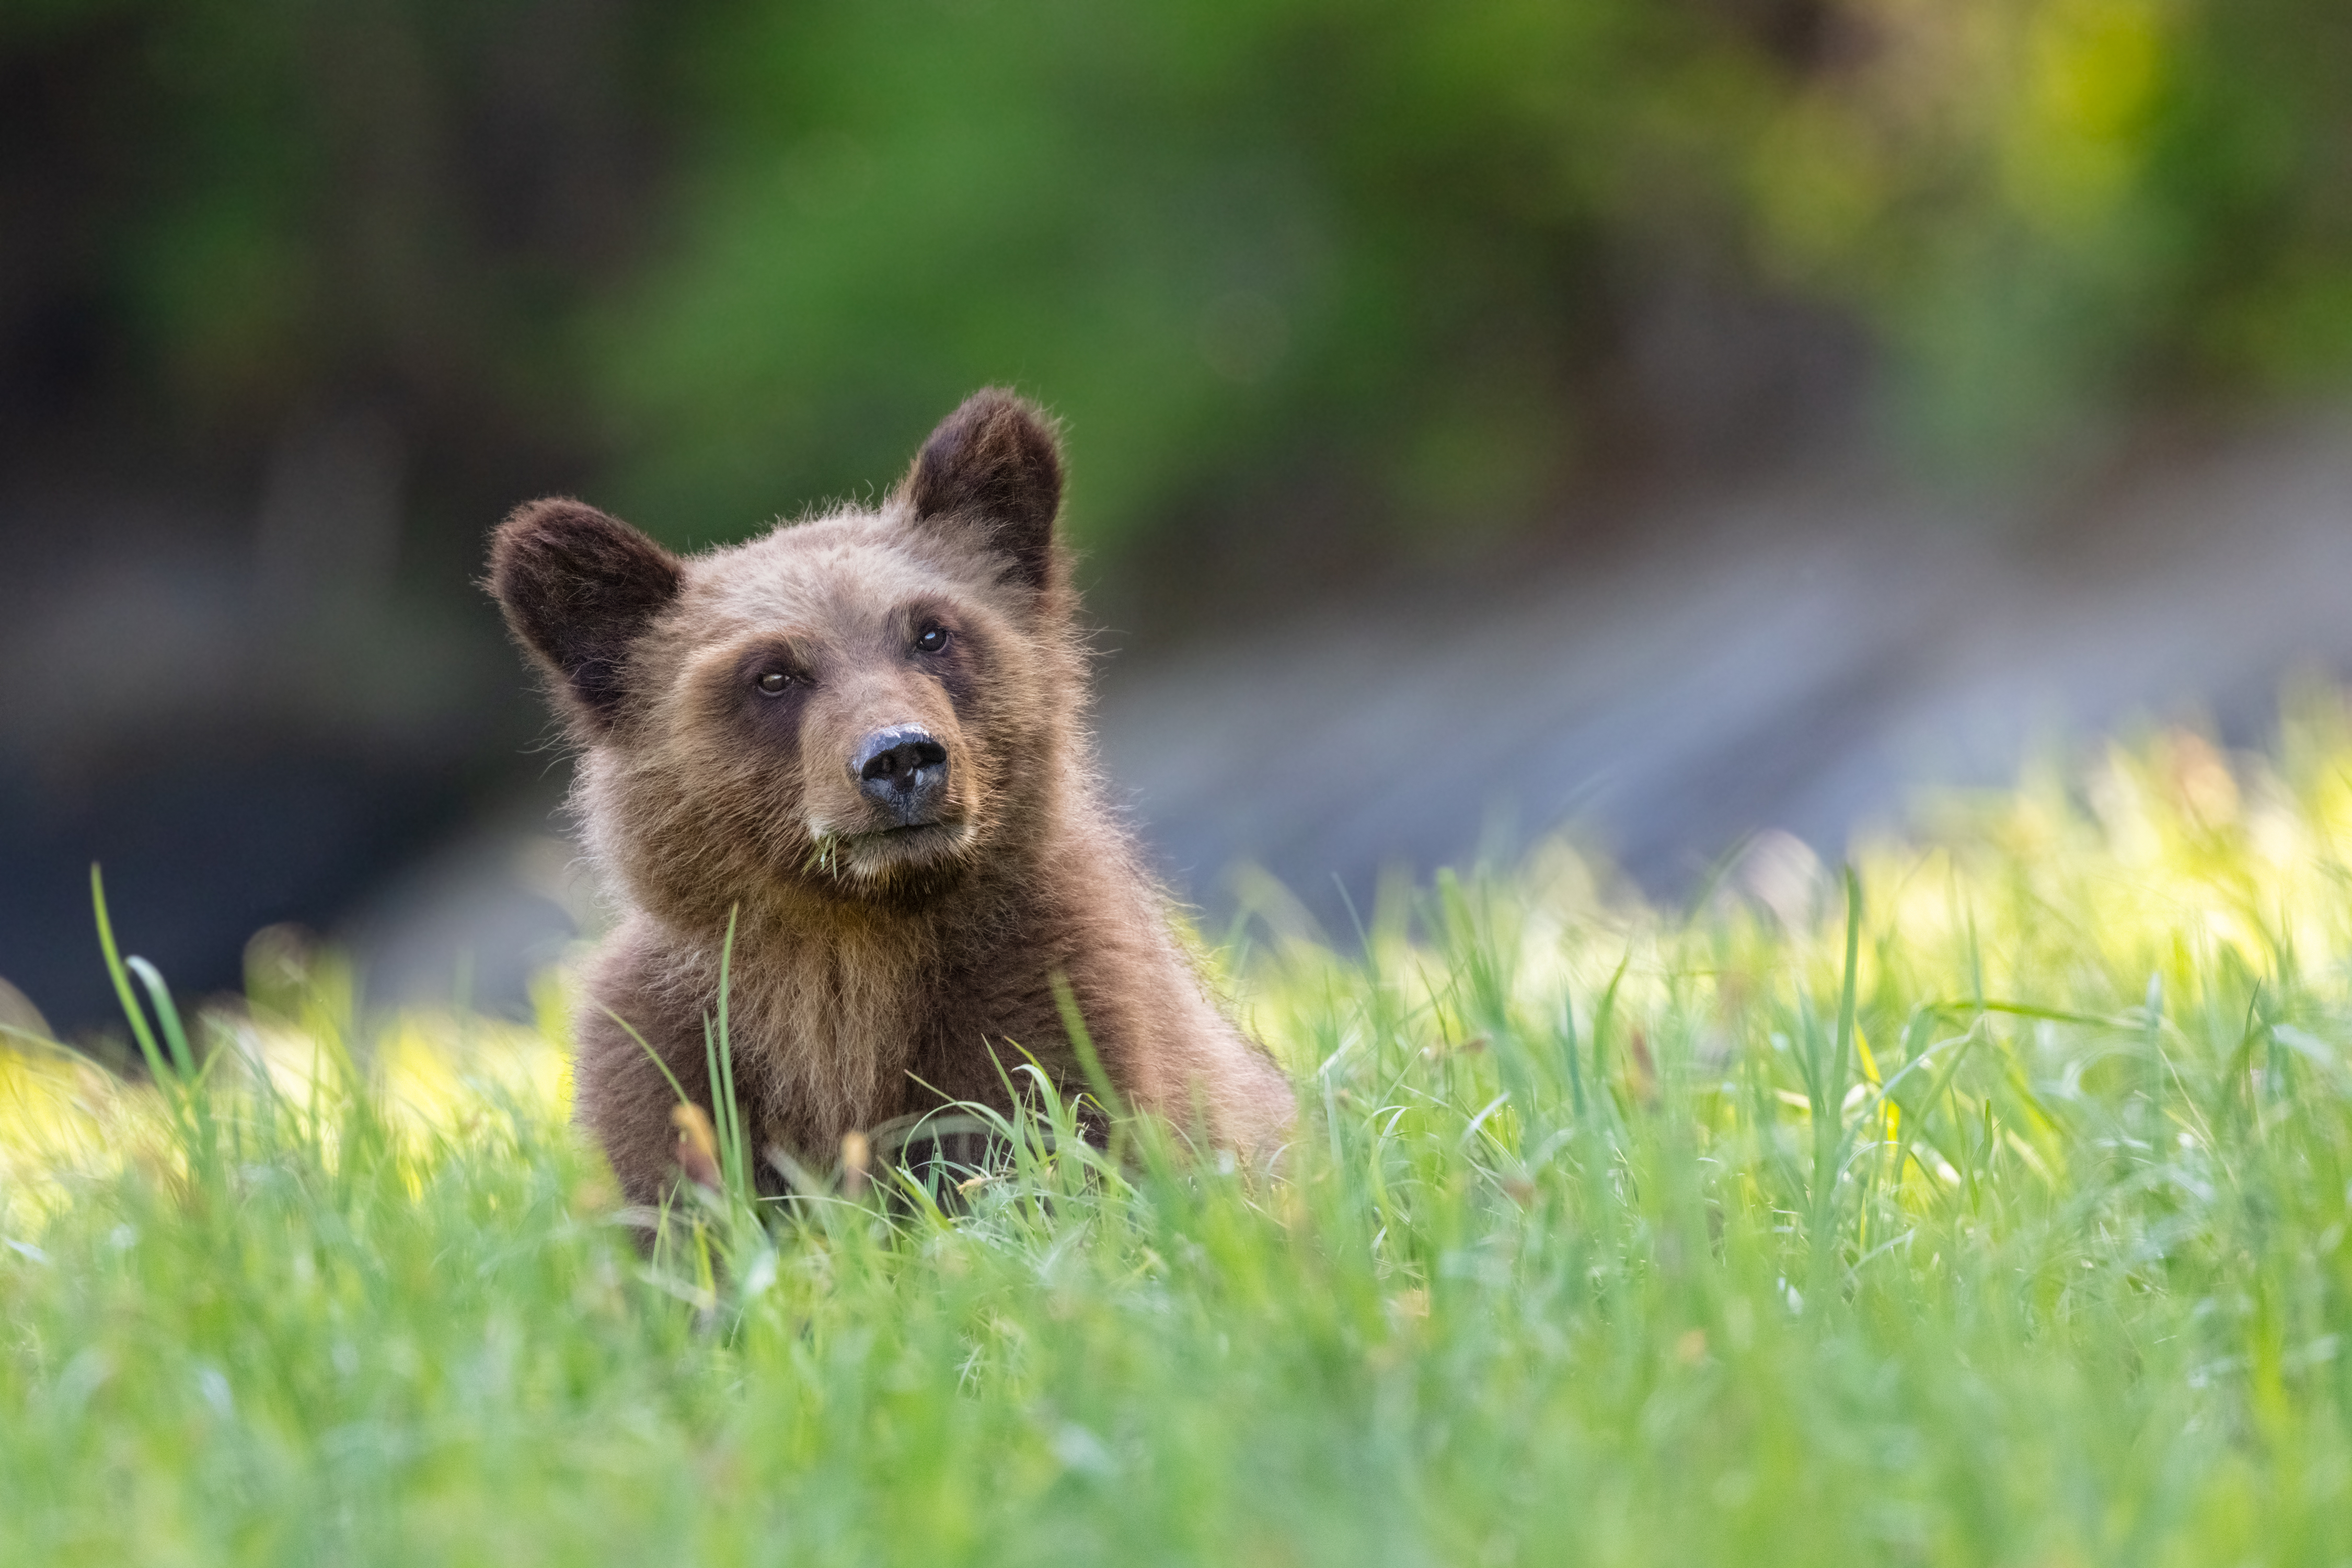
852, 725, 950, 826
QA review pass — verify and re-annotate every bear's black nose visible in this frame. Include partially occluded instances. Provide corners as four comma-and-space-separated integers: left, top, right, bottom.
853, 725, 950, 824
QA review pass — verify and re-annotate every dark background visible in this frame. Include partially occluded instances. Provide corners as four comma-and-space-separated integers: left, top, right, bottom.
6, 0, 2352, 1036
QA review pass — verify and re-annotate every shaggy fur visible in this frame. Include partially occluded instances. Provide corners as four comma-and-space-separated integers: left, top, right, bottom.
488, 389, 1294, 1206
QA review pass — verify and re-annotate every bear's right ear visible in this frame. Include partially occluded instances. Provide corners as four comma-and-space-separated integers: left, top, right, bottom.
487, 499, 682, 734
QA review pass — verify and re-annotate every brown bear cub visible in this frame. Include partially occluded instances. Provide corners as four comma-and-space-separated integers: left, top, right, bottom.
489, 389, 1294, 1206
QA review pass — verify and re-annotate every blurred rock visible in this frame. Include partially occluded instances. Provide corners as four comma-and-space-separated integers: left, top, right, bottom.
333, 793, 598, 1018
1096, 412, 2352, 930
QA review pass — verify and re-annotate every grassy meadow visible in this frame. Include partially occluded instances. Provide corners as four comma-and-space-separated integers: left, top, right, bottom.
12, 706, 2352, 1564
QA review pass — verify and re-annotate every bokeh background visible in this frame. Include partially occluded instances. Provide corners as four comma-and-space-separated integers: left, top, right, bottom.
6, 0, 2352, 1036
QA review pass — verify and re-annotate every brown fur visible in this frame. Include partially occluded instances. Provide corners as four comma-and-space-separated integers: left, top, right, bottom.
488, 388, 1294, 1206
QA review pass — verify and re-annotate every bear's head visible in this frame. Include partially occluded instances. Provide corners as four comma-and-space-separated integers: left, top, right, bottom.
488, 389, 1078, 928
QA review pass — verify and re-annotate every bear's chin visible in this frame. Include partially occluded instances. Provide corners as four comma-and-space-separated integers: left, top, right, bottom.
798, 821, 977, 899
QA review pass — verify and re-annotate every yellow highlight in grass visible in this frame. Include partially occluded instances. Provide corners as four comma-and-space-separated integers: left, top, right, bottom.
0, 1002, 570, 1232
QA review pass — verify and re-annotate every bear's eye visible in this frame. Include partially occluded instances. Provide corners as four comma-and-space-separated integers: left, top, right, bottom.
755, 670, 792, 696
914, 624, 950, 654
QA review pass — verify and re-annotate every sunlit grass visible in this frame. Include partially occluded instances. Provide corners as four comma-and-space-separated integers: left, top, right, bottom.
11, 698, 2352, 1563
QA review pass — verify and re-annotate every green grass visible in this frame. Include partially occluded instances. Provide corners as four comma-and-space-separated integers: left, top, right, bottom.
13, 708, 2352, 1565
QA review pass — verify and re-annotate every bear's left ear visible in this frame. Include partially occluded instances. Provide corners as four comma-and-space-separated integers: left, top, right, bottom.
896, 388, 1064, 591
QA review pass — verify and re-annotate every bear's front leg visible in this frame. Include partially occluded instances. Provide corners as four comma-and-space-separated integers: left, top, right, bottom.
570, 997, 717, 1211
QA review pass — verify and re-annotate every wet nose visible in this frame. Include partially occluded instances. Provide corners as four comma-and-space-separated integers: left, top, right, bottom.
852, 725, 950, 823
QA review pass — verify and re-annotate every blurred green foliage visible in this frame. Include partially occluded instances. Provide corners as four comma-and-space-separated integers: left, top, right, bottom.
1739, 0, 2352, 464
8, 0, 2351, 548
592, 1, 1734, 542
